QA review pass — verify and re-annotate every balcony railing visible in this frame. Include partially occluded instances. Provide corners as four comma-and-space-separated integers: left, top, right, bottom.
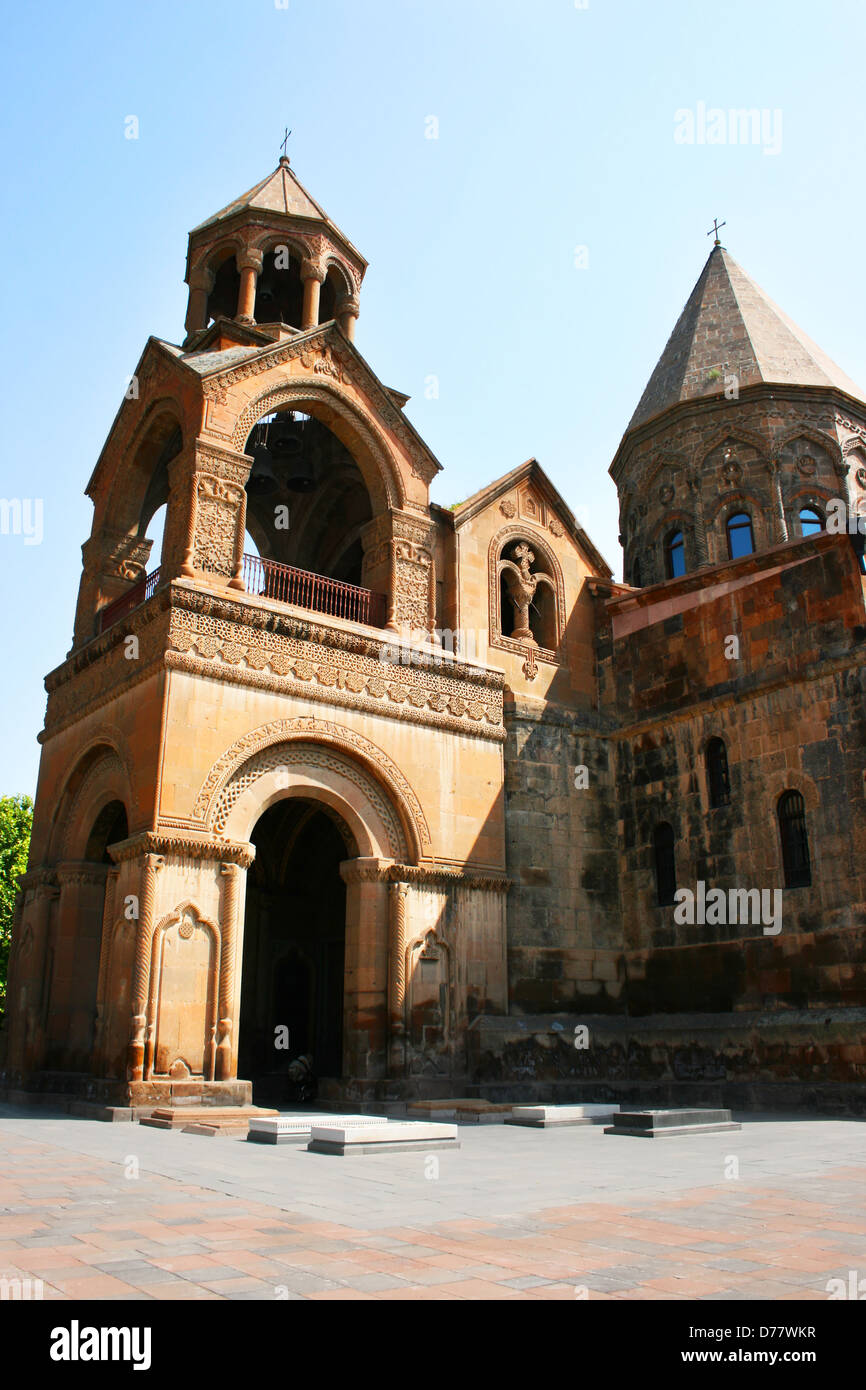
98, 567, 162, 634
242, 554, 388, 628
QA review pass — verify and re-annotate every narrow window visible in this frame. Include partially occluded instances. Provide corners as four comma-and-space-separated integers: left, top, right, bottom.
665, 530, 686, 579
726, 511, 755, 559
799, 506, 823, 537
778, 790, 811, 888
632, 558, 642, 588
706, 737, 730, 808
653, 822, 677, 906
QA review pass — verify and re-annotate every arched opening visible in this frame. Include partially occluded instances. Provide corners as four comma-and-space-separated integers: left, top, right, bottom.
206, 252, 241, 323
254, 248, 304, 327
632, 557, 642, 588
497, 539, 560, 649
726, 511, 755, 559
665, 529, 686, 579
799, 506, 824, 537
47, 798, 128, 1073
242, 408, 379, 619
705, 737, 730, 808
778, 790, 811, 888
653, 821, 676, 906
320, 266, 345, 323
238, 799, 352, 1102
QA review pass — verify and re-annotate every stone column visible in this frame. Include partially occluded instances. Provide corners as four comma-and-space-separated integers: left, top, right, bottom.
216, 863, 241, 1081
185, 265, 215, 335
92, 865, 120, 1070
236, 250, 263, 324
388, 881, 408, 1074
340, 860, 391, 1082
337, 295, 360, 342
301, 259, 326, 330
769, 458, 789, 543
5, 872, 58, 1075
127, 853, 164, 1084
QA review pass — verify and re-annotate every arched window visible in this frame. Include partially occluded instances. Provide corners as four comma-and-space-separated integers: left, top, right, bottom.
632, 558, 642, 587
799, 506, 823, 537
726, 511, 755, 559
778, 790, 811, 888
653, 822, 677, 906
705, 737, 730, 808
497, 540, 559, 649
665, 530, 686, 579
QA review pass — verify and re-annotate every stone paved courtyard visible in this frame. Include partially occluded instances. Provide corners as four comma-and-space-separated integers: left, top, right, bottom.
0, 1103, 863, 1301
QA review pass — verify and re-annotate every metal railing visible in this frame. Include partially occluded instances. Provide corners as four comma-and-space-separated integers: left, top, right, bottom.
97, 567, 162, 634
242, 554, 388, 628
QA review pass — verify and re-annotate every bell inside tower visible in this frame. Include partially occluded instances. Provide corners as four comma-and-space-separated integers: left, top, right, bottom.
244, 410, 372, 587
254, 249, 305, 328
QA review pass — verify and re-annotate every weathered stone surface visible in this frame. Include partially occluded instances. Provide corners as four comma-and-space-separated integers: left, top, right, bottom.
605, 1107, 741, 1138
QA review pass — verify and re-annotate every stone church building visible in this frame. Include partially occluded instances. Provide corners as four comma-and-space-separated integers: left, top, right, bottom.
3, 159, 865, 1114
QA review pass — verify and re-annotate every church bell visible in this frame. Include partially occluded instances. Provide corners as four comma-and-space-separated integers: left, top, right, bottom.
270, 417, 315, 493
245, 444, 279, 496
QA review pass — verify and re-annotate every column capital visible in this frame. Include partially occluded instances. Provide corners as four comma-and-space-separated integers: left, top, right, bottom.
237, 249, 264, 274
301, 258, 326, 284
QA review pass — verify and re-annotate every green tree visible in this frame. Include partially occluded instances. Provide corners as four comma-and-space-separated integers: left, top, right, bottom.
0, 794, 33, 1020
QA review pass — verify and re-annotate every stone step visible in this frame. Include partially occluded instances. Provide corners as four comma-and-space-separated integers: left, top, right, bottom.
140, 1105, 278, 1131
507, 1103, 621, 1128
604, 1108, 741, 1138
308, 1120, 460, 1156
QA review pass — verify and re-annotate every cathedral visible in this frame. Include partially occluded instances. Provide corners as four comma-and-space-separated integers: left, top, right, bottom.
3, 158, 865, 1116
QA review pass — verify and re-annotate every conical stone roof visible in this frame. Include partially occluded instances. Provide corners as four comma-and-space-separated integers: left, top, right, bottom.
628, 245, 865, 432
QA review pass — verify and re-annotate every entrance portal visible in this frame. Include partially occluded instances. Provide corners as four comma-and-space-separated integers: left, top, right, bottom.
238, 799, 349, 1101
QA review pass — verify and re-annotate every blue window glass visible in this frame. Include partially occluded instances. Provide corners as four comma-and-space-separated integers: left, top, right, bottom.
799, 507, 823, 537
726, 512, 754, 559
666, 531, 686, 578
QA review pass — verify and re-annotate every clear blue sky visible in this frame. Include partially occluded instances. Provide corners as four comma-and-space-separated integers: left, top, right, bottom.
2, 0, 864, 796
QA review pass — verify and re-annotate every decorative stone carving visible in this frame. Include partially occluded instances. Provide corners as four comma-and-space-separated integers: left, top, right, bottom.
500, 498, 517, 519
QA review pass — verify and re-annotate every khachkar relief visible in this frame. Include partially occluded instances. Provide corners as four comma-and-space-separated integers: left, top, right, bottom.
185, 474, 246, 584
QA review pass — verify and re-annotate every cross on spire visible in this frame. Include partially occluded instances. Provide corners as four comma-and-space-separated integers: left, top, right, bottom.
280, 127, 292, 161
707, 217, 726, 246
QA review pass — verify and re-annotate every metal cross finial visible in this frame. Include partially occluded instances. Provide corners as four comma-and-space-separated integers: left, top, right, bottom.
280, 127, 292, 160
707, 217, 726, 246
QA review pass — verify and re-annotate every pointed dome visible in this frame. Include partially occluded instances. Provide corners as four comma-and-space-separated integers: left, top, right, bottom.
628, 245, 865, 432
190, 157, 366, 268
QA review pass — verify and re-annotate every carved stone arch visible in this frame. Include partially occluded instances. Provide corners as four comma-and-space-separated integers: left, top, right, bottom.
230, 379, 404, 511
51, 741, 133, 862
704, 487, 769, 526
201, 235, 246, 275
700, 426, 769, 465
488, 523, 566, 650
102, 399, 185, 540
148, 901, 220, 1080
252, 230, 312, 261
405, 923, 455, 1055
194, 716, 430, 862
786, 485, 835, 530
642, 449, 689, 491
776, 426, 843, 474
322, 255, 355, 298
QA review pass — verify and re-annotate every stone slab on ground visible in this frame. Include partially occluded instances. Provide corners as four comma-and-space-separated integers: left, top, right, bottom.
247, 1114, 387, 1145
308, 1120, 460, 1156
140, 1106, 278, 1132
507, 1103, 621, 1127
604, 1108, 742, 1138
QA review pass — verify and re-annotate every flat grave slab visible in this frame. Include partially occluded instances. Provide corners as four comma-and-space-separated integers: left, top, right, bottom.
604, 1107, 742, 1138
308, 1120, 460, 1156
409, 1099, 513, 1125
507, 1103, 621, 1128
247, 1114, 385, 1145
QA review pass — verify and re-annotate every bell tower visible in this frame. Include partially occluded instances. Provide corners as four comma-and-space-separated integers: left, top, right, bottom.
183, 154, 366, 343
2, 155, 503, 1113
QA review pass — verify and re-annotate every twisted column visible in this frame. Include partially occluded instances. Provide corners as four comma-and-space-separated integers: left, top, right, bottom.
127, 853, 163, 1083
216, 863, 241, 1081
769, 457, 789, 543
388, 881, 408, 1074
687, 470, 709, 566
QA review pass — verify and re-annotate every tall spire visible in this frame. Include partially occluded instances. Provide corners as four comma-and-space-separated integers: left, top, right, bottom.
627, 245, 865, 433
